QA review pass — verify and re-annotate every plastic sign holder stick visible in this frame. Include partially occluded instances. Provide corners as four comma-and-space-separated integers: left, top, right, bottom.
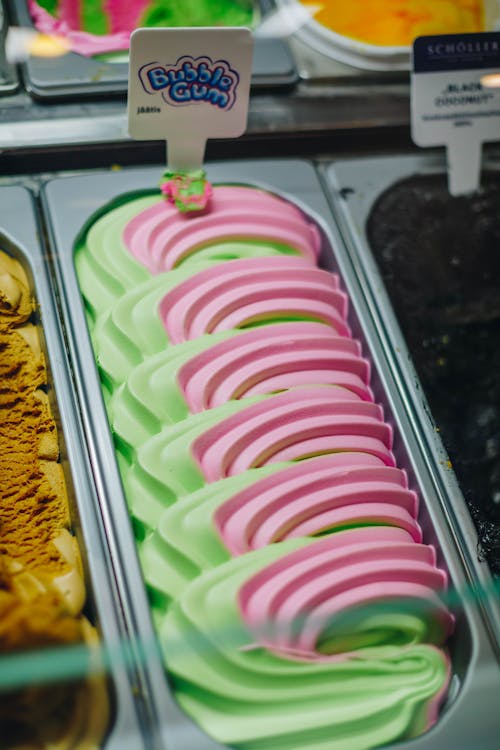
128, 27, 254, 172
411, 32, 500, 196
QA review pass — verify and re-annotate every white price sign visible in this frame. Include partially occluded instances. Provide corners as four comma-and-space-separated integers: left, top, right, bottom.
411, 33, 500, 195
128, 27, 253, 171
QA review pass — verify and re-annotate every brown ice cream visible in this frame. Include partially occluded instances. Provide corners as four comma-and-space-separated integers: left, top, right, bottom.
0, 249, 109, 748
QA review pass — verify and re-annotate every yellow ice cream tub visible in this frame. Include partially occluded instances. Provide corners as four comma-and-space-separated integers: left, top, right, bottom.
277, 0, 500, 70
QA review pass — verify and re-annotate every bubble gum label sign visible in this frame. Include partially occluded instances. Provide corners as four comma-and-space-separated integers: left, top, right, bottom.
139, 56, 239, 109
128, 28, 253, 170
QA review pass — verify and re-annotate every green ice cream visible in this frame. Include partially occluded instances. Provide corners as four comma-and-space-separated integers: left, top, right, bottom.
160, 539, 450, 750
76, 191, 305, 323
140, 0, 255, 30
33, 1, 255, 38
75, 182, 454, 750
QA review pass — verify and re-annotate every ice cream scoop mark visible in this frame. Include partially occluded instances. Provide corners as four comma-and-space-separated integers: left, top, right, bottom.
177, 323, 365, 412
253, 433, 388, 469
254, 487, 419, 545
198, 413, 392, 481
238, 540, 452, 658
215, 459, 408, 552
123, 188, 322, 273
162, 274, 349, 343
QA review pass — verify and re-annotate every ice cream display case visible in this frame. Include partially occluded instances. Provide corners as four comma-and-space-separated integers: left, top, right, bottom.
0, 184, 150, 749
323, 152, 500, 649
27, 157, 500, 750
0, 0, 499, 740
7, 0, 298, 99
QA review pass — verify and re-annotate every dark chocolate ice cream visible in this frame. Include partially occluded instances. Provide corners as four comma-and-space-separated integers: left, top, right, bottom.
367, 172, 500, 576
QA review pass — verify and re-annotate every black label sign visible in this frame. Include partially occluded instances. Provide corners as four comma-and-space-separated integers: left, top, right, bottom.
414, 32, 500, 73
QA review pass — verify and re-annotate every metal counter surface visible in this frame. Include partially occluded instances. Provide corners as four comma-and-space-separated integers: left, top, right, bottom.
0, 79, 411, 152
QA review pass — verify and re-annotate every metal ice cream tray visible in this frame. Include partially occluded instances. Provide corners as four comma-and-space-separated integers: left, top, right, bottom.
40, 158, 500, 749
322, 152, 500, 653
0, 1, 19, 95
7, 0, 297, 100
0, 185, 150, 749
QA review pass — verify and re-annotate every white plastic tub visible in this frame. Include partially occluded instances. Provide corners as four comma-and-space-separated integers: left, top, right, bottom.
276, 0, 500, 71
